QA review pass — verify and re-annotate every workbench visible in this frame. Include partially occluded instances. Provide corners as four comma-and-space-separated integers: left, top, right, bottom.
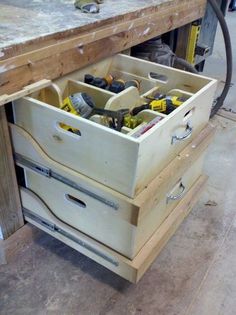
0, 0, 206, 245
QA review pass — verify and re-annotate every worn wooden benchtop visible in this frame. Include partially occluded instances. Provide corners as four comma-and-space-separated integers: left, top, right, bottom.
0, 0, 206, 97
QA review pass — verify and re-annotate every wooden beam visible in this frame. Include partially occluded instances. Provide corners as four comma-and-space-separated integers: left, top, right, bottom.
217, 109, 236, 122
0, 107, 24, 239
175, 23, 192, 59
0, 0, 206, 101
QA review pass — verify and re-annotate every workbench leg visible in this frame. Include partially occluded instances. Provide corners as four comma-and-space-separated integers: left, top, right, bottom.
175, 23, 192, 59
0, 106, 24, 240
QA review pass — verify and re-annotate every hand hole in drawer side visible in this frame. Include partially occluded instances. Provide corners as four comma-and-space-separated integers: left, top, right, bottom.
183, 108, 195, 122
56, 121, 81, 137
65, 194, 86, 208
148, 72, 168, 83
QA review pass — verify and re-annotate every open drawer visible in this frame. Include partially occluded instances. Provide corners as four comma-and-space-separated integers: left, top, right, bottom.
12, 54, 217, 198
20, 174, 208, 283
10, 123, 215, 259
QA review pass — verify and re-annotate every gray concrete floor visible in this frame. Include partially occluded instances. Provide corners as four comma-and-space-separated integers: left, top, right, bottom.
1, 11, 236, 315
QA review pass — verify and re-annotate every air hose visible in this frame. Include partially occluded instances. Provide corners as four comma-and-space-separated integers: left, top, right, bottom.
175, 0, 232, 117
208, 0, 232, 117
132, 0, 232, 117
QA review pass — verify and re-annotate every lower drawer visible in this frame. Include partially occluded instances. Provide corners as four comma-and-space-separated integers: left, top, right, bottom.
21, 174, 208, 283
23, 155, 203, 258
10, 123, 215, 259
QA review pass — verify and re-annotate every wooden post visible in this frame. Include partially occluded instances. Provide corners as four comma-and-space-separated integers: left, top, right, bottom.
0, 106, 24, 239
175, 23, 192, 59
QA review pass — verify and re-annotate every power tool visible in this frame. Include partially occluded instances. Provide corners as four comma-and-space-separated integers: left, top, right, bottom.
131, 93, 186, 115
60, 92, 95, 133
84, 74, 114, 89
84, 74, 141, 93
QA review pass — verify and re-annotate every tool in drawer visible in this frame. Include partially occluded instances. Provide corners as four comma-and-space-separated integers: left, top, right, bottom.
84, 74, 141, 93
131, 115, 163, 138
84, 74, 114, 89
60, 92, 95, 133
132, 93, 187, 115
61, 92, 95, 118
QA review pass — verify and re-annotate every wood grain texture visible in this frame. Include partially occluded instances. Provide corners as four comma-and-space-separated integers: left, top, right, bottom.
0, 0, 206, 99
0, 107, 24, 239
175, 24, 192, 59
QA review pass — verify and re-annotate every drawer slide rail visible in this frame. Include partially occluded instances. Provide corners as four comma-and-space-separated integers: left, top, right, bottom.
15, 153, 119, 211
23, 208, 119, 267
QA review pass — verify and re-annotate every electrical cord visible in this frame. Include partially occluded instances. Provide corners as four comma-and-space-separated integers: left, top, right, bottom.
173, 0, 232, 118
208, 0, 232, 117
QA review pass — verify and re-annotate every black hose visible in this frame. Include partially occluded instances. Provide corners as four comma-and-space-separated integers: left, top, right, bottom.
208, 0, 233, 117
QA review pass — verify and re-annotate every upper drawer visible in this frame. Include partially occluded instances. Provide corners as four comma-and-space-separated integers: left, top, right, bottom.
12, 54, 217, 198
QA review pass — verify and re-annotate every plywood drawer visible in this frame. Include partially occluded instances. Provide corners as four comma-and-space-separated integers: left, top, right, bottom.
10, 123, 215, 259
20, 174, 208, 283
23, 156, 203, 259
12, 54, 217, 198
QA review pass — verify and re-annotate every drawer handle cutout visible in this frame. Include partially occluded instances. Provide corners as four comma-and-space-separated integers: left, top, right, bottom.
183, 108, 194, 121
56, 122, 81, 137
65, 194, 86, 208
171, 123, 193, 144
167, 182, 186, 203
149, 72, 168, 83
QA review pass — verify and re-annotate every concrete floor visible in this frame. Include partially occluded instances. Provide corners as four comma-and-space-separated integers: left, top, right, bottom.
0, 11, 236, 315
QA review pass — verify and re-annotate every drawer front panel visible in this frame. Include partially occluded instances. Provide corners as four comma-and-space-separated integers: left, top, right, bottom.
134, 155, 205, 256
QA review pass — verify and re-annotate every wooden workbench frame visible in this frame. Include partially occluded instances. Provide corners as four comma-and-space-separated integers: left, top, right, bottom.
0, 0, 207, 240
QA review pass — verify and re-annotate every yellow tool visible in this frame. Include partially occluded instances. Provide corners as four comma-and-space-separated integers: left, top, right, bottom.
186, 20, 202, 65
131, 95, 186, 115
123, 115, 143, 129
60, 92, 95, 133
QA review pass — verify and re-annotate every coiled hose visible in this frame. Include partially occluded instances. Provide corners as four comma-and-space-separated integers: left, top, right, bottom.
175, 0, 232, 117
208, 0, 232, 117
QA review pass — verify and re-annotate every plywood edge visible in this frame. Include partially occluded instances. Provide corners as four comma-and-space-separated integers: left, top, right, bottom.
133, 174, 208, 283
0, 79, 51, 107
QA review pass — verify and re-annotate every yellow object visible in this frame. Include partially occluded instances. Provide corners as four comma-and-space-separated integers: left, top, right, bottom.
60, 97, 81, 134
61, 96, 80, 116
149, 96, 185, 113
123, 114, 143, 129
186, 20, 201, 65
149, 99, 167, 113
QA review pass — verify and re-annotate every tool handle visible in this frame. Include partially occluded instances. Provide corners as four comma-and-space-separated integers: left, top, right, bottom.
131, 104, 150, 116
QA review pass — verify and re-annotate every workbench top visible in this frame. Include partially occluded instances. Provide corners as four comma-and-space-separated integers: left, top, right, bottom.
0, 0, 170, 50
0, 0, 206, 97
